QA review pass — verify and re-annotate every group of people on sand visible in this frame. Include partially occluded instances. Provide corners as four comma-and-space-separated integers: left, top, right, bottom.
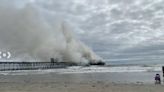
155, 66, 164, 84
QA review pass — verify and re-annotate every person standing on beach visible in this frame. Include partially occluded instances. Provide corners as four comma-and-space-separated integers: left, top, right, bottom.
155, 74, 161, 84
162, 66, 164, 78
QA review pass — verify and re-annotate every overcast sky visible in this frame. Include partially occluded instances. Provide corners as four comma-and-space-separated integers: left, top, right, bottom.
1, 0, 164, 64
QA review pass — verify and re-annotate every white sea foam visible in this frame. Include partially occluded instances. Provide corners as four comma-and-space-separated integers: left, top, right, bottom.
0, 65, 161, 75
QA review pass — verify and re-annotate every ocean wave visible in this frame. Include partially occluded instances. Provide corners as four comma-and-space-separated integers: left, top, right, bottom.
0, 65, 162, 75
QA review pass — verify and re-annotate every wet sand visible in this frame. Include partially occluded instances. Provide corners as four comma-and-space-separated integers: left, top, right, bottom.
0, 71, 164, 92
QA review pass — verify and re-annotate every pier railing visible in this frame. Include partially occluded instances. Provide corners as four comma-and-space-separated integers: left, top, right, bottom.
0, 62, 77, 71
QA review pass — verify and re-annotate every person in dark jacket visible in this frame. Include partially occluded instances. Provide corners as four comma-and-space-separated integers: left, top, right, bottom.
155, 74, 161, 84
162, 66, 164, 77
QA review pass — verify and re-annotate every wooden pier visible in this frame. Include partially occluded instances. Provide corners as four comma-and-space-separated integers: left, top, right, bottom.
0, 61, 77, 71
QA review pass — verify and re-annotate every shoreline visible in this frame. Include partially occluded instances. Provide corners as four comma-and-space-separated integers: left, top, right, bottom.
0, 70, 162, 84
0, 71, 163, 92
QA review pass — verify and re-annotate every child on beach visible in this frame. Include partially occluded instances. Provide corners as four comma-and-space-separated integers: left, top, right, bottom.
155, 74, 161, 84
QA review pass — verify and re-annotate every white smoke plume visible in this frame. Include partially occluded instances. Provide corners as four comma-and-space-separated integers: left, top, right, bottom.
0, 3, 103, 65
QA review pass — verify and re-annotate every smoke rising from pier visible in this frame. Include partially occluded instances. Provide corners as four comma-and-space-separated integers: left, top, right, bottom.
0, 3, 103, 65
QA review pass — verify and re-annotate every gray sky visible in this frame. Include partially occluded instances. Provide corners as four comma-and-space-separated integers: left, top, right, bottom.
1, 0, 164, 64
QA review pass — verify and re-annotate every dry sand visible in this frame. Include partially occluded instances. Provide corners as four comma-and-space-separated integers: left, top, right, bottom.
0, 81, 164, 92
0, 71, 163, 92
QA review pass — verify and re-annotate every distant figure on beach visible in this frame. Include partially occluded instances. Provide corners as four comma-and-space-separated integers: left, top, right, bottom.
155, 74, 161, 84
162, 66, 164, 78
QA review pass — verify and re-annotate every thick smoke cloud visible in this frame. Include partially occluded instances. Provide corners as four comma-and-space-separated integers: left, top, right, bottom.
0, 3, 102, 65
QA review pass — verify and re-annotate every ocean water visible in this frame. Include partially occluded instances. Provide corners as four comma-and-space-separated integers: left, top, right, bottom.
0, 64, 162, 75
0, 65, 162, 84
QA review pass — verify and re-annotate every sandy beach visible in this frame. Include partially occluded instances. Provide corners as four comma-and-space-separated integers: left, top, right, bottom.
0, 70, 163, 92
0, 81, 164, 92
